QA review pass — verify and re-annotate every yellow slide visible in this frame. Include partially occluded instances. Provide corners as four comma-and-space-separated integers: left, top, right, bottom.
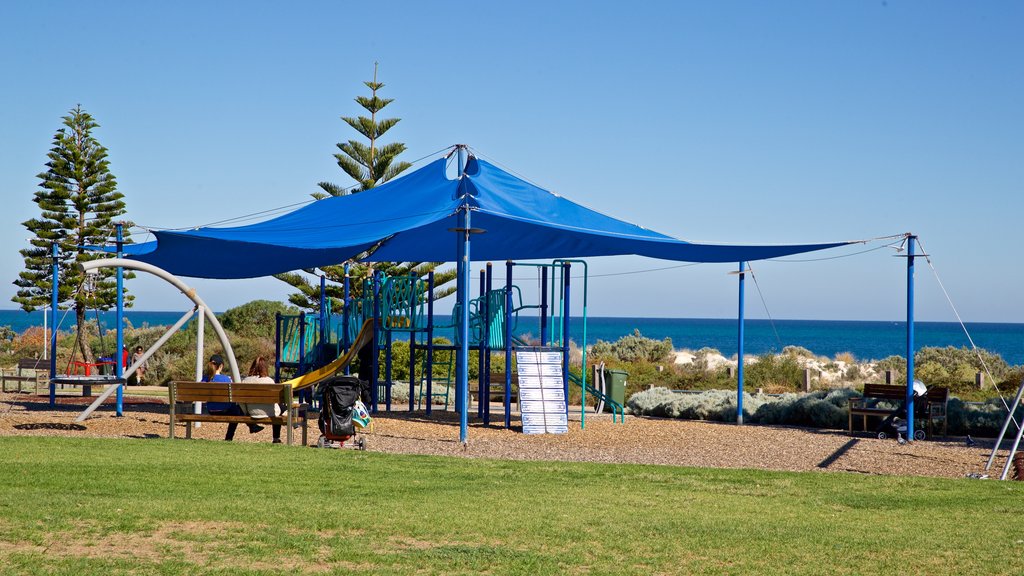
284, 320, 374, 391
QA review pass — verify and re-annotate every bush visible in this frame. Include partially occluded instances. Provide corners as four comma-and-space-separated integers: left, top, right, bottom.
744, 354, 802, 391
782, 345, 815, 359
627, 387, 860, 429
590, 330, 673, 363
220, 300, 298, 340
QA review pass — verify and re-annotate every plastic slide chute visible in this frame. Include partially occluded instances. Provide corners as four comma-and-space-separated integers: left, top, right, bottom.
284, 320, 374, 391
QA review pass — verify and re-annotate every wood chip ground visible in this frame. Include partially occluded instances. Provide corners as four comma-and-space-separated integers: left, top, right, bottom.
0, 389, 1001, 479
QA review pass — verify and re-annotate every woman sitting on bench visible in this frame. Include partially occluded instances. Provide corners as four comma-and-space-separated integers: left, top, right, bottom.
241, 356, 282, 444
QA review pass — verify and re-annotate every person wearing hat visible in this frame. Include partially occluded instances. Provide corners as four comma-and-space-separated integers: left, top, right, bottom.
202, 353, 264, 440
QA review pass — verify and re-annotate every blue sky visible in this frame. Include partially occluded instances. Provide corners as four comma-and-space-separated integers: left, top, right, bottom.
0, 1, 1020, 321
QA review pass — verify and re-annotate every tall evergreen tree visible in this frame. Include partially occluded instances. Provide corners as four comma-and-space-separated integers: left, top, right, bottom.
14, 105, 133, 363
277, 66, 455, 310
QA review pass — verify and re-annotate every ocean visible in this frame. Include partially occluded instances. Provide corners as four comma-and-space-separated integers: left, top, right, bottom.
3, 309, 1022, 365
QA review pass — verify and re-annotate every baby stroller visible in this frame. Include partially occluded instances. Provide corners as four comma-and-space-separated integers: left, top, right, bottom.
875, 381, 929, 442
315, 375, 371, 450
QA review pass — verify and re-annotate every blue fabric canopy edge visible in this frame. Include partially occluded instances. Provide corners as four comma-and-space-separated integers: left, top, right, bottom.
108, 155, 856, 279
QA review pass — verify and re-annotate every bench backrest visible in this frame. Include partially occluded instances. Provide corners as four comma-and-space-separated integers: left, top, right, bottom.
924, 386, 949, 403
860, 384, 906, 400
861, 383, 949, 403
18, 358, 46, 371
170, 381, 292, 404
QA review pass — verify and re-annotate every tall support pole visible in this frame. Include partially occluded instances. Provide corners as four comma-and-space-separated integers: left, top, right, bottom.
484, 262, 493, 425
504, 260, 513, 429
115, 224, 124, 416
426, 271, 435, 416
194, 305, 205, 421
906, 236, 916, 440
298, 311, 307, 376
562, 262, 571, 420
478, 269, 486, 419
385, 329, 393, 412
540, 267, 548, 346
371, 270, 381, 413
274, 313, 282, 382
343, 263, 351, 375
49, 243, 59, 406
736, 261, 746, 425
319, 274, 327, 360
456, 146, 470, 444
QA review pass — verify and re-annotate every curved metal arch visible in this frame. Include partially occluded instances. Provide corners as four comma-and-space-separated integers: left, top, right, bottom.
78, 258, 241, 382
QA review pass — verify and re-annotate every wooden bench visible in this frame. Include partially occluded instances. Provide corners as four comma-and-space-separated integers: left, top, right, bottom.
848, 383, 948, 437
471, 373, 519, 405
168, 381, 307, 445
1, 359, 49, 393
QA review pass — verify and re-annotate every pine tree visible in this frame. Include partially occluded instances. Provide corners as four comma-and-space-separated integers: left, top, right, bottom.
277, 66, 455, 310
14, 105, 133, 363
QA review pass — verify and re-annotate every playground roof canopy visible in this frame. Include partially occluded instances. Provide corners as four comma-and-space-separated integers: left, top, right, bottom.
121, 155, 854, 279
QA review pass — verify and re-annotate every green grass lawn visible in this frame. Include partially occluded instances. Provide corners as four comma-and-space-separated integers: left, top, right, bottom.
0, 437, 1022, 575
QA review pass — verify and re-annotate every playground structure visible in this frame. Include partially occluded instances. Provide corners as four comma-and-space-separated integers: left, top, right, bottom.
49, 234, 623, 431
45, 145, 998, 461
271, 259, 626, 429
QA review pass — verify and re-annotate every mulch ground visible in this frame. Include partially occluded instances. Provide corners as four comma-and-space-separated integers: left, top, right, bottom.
0, 388, 1003, 479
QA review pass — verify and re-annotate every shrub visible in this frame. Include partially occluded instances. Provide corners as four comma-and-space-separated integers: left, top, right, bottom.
590, 330, 673, 363
745, 354, 802, 391
834, 351, 855, 364
220, 300, 298, 340
782, 345, 815, 359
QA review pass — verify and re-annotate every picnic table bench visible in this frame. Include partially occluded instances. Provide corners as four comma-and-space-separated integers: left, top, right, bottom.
168, 381, 308, 445
848, 383, 948, 437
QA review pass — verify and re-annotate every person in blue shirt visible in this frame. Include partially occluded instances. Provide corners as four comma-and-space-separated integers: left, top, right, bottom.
202, 354, 263, 441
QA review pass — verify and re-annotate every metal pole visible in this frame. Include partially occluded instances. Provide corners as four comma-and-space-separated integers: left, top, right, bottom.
298, 311, 306, 376
737, 261, 746, 425
320, 274, 327, 364
372, 270, 381, 413
115, 223, 124, 417
457, 146, 470, 443
1000, 405, 1024, 480
385, 329, 393, 412
540, 266, 548, 346
343, 263, 351, 375
504, 260, 513, 429
426, 271, 435, 416
484, 263, 493, 424
195, 305, 205, 421
986, 380, 1024, 471
478, 269, 486, 419
906, 236, 916, 440
274, 312, 281, 382
49, 242, 58, 406
562, 262, 571, 421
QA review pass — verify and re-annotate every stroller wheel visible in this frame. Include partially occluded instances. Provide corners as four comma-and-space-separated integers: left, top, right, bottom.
357, 436, 368, 451
877, 431, 888, 440
914, 429, 926, 441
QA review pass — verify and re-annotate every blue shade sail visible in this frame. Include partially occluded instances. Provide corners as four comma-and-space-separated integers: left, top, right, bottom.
118, 155, 852, 278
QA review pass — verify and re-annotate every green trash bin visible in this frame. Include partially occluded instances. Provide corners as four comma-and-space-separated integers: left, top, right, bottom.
603, 368, 628, 411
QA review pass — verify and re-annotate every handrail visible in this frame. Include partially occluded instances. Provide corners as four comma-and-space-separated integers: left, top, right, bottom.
568, 371, 624, 423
